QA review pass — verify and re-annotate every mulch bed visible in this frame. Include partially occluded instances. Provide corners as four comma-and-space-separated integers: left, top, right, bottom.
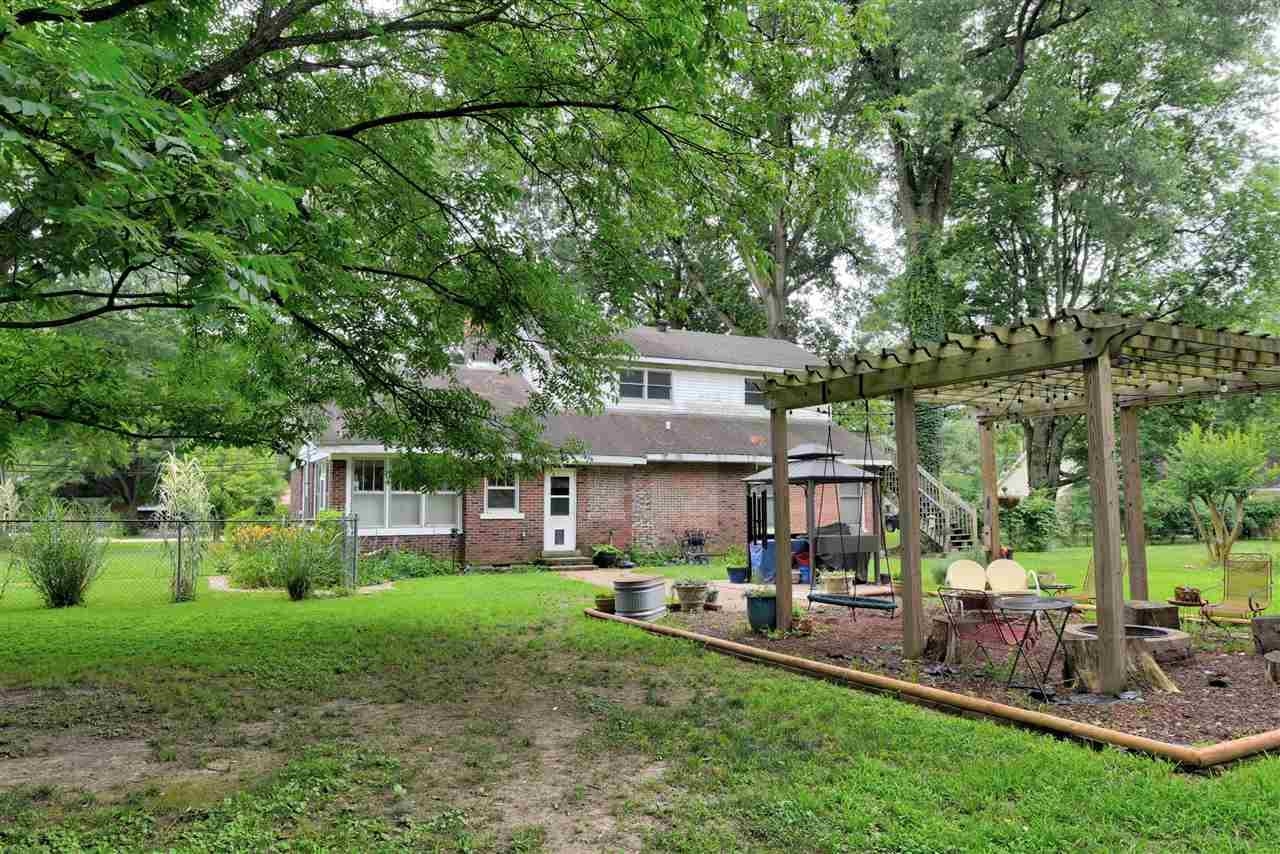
665, 604, 1280, 746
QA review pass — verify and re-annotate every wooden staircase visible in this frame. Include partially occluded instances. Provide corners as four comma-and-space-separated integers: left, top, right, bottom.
882, 464, 978, 555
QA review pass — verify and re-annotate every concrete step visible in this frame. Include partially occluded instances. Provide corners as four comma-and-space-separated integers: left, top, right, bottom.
541, 554, 590, 566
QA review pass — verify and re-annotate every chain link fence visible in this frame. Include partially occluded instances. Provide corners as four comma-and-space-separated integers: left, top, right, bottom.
0, 516, 358, 612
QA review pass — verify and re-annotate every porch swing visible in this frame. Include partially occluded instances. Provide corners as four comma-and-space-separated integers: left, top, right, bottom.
743, 401, 896, 617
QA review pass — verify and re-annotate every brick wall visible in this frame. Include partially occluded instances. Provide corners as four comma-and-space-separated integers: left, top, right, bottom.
462, 476, 543, 565
359, 532, 462, 563
328, 460, 346, 511
631, 463, 754, 554
577, 467, 632, 551
288, 467, 302, 513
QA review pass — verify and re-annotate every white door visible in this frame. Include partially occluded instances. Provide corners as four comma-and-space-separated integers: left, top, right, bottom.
544, 470, 576, 552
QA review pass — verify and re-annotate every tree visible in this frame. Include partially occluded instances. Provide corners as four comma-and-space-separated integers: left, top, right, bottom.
189, 447, 286, 518
856, 0, 1279, 473
1166, 424, 1272, 563
0, 0, 740, 485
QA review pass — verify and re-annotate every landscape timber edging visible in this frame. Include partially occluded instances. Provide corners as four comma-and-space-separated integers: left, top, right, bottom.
583, 609, 1280, 769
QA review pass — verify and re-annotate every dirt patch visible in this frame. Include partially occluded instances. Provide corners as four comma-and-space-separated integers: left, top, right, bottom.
667, 604, 1280, 746
0, 735, 278, 799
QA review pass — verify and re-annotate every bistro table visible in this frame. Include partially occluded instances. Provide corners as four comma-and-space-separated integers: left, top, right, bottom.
995, 595, 1075, 697
1039, 583, 1074, 597
1167, 598, 1206, 634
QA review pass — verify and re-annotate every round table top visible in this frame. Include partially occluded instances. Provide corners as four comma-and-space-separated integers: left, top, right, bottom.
1167, 597, 1205, 607
1039, 583, 1074, 593
995, 595, 1074, 612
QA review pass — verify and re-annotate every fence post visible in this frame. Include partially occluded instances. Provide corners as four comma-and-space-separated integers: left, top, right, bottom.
176, 523, 183, 598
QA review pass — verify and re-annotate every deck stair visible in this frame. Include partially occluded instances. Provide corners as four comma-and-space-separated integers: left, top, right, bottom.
881, 464, 978, 554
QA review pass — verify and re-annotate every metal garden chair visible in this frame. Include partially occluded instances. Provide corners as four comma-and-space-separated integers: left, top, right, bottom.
937, 587, 1020, 668
1201, 553, 1273, 636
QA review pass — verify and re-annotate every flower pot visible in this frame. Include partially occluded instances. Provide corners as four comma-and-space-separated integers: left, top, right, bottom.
593, 595, 615, 614
674, 583, 708, 612
593, 552, 619, 568
727, 566, 750, 584
821, 575, 849, 594
746, 595, 777, 633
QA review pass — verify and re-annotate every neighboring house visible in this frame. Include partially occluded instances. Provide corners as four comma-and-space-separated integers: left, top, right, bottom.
290, 326, 888, 565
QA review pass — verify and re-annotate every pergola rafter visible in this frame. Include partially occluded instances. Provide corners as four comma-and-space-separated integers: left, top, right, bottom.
762, 310, 1280, 694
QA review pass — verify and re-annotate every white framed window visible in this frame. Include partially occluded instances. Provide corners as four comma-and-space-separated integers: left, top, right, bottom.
483, 475, 521, 517
618, 369, 672, 402
316, 460, 329, 511
744, 378, 766, 406
346, 458, 461, 532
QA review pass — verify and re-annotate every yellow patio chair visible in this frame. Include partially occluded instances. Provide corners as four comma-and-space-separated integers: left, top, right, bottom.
944, 559, 987, 592
986, 559, 1040, 595
1071, 553, 1128, 604
1201, 553, 1273, 635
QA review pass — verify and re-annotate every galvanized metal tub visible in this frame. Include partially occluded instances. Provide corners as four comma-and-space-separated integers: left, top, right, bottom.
613, 575, 667, 622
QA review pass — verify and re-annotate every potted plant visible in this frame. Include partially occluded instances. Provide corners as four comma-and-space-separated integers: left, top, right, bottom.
591, 544, 624, 568
593, 593, 615, 613
1174, 585, 1202, 604
726, 566, 750, 584
745, 585, 778, 632
673, 577, 708, 611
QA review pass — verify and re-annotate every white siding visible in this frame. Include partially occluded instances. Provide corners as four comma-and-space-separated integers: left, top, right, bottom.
608, 364, 826, 420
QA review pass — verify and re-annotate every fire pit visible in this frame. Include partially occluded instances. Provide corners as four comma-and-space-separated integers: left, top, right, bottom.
1062, 624, 1192, 693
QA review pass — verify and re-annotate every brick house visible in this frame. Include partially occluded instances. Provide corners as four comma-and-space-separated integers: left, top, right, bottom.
289, 327, 888, 566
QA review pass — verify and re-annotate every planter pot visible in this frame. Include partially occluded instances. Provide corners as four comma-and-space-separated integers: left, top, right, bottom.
593, 595, 615, 614
593, 552, 619, 568
674, 583, 708, 611
727, 566, 750, 584
877, 572, 892, 586
746, 596, 778, 633
821, 575, 849, 594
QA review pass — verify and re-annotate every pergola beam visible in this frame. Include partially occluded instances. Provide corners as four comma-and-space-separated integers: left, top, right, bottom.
769, 322, 1127, 411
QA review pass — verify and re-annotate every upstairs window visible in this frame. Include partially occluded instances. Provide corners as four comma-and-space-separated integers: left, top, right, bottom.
744, 379, 766, 406
618, 369, 672, 402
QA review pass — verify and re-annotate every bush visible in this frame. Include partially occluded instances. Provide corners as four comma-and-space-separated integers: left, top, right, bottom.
1242, 498, 1280, 539
360, 549, 454, 583
999, 489, 1058, 552
271, 526, 343, 600
15, 502, 106, 608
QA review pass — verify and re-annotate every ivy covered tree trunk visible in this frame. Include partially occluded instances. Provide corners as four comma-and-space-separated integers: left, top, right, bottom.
900, 236, 947, 475
1022, 416, 1076, 491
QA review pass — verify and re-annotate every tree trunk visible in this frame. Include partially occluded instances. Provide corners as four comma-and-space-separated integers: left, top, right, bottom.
1022, 416, 1076, 491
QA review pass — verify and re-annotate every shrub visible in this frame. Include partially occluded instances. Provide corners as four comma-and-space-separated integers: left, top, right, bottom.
999, 490, 1058, 551
15, 502, 106, 608
721, 544, 747, 566
271, 526, 343, 600
360, 549, 454, 583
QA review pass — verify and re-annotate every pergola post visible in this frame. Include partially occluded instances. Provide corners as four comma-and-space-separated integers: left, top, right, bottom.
1084, 353, 1126, 693
1119, 406, 1149, 600
770, 406, 793, 631
979, 420, 1001, 562
893, 388, 924, 659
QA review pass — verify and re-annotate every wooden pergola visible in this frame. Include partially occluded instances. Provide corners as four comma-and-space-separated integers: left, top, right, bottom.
763, 310, 1280, 693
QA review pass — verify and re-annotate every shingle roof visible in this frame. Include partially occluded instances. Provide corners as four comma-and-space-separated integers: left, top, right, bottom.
621, 326, 819, 371
316, 369, 888, 462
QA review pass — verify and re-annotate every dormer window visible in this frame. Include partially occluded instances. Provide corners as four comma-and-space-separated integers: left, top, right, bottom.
619, 369, 672, 402
744, 379, 766, 406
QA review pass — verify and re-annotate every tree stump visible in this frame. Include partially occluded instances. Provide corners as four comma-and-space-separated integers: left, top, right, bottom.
1123, 600, 1180, 630
1266, 651, 1280, 687
925, 613, 983, 664
1252, 616, 1280, 654
1063, 634, 1180, 694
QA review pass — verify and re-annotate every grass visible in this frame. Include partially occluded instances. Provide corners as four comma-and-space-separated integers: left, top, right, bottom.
0, 541, 1278, 850
923, 539, 1280, 612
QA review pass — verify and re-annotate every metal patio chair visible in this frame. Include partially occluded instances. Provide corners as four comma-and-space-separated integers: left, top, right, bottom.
937, 587, 1020, 668
1201, 553, 1273, 636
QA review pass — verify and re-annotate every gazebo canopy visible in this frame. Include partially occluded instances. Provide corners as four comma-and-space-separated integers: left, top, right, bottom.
744, 458, 877, 485
764, 310, 1280, 419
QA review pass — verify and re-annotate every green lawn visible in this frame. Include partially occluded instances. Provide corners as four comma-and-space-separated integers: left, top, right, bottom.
0, 545, 1278, 851
923, 539, 1280, 612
